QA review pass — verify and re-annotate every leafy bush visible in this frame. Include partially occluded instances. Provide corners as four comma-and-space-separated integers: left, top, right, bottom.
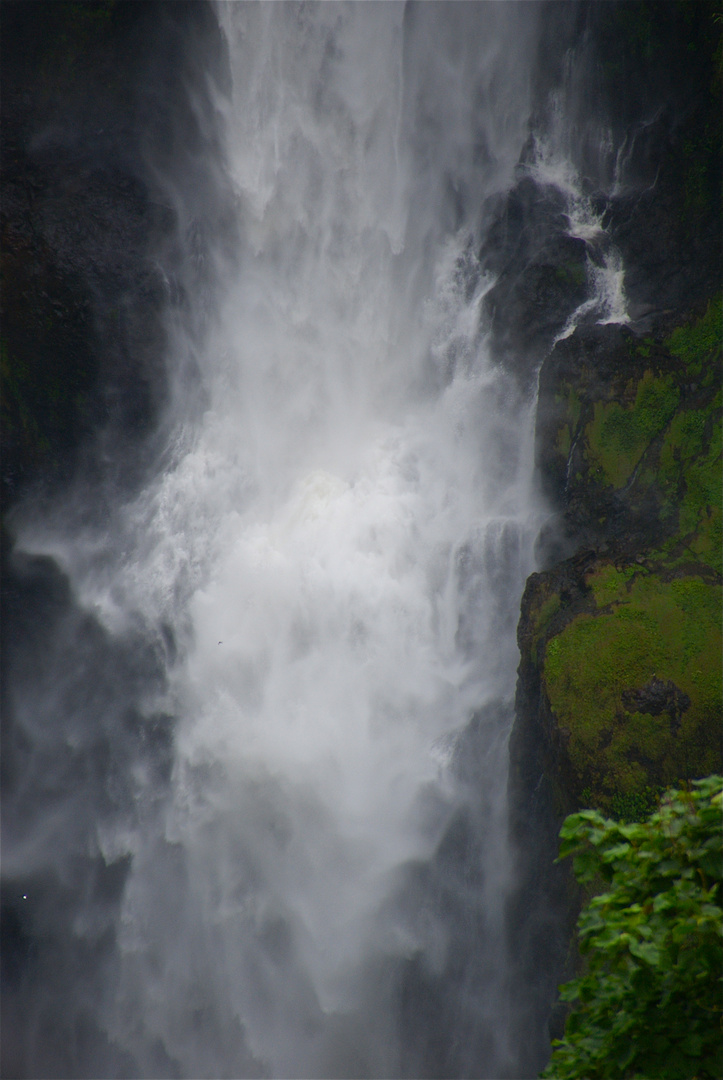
542, 775, 723, 1079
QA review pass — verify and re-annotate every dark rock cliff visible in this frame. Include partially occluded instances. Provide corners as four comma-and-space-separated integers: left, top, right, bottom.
517, 306, 721, 819
1, 0, 232, 510
506, 1, 722, 1064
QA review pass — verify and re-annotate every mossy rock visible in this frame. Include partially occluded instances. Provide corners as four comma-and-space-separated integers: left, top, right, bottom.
541, 560, 721, 812
537, 296, 722, 559
522, 295, 722, 816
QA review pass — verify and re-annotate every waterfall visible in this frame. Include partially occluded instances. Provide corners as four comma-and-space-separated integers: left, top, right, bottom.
3, 4, 629, 1077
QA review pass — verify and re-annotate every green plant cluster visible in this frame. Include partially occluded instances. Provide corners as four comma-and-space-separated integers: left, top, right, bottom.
580, 785, 661, 824
609, 786, 661, 825
542, 775, 723, 1080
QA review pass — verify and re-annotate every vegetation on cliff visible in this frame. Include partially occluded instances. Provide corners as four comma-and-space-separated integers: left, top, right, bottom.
539, 297, 721, 558
509, 7, 722, 1074
542, 776, 722, 1080
544, 574, 720, 808
521, 294, 722, 816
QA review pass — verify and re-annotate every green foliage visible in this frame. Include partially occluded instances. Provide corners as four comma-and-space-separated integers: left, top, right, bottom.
580, 785, 662, 824
635, 337, 654, 359
555, 422, 571, 459
609, 786, 661, 824
542, 776, 723, 1079
536, 301, 722, 806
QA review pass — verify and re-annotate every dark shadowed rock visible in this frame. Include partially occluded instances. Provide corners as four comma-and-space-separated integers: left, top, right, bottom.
480, 177, 590, 380
1, 0, 234, 509
621, 677, 691, 726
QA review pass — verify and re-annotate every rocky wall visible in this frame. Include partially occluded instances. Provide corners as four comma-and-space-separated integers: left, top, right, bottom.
517, 302, 721, 820
505, 4, 722, 1064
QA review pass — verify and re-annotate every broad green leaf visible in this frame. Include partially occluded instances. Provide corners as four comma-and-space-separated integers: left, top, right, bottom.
543, 776, 723, 1080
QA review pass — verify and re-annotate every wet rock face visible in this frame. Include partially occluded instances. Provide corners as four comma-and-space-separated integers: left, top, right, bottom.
551, 0, 722, 322
1, 0, 231, 507
597, 4, 723, 322
480, 178, 589, 378
535, 305, 722, 557
516, 282, 721, 817
479, 0, 722, 390
512, 288, 722, 824
621, 678, 691, 728
516, 554, 721, 817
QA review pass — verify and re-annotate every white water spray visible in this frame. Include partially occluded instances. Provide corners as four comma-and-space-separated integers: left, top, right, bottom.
98, 7, 544, 1075
6, 5, 631, 1077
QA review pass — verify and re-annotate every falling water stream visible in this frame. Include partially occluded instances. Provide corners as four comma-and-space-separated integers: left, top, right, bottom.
4, 4, 630, 1077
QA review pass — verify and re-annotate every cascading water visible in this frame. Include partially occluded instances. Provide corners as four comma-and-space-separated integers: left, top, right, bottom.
3, 4, 630, 1078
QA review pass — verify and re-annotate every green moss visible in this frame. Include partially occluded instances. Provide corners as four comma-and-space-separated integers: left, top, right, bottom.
584, 372, 680, 488
555, 423, 571, 459
634, 373, 681, 437
588, 563, 637, 607
543, 574, 722, 811
529, 590, 562, 664
534, 592, 561, 635
660, 409, 706, 472
680, 422, 721, 529
551, 383, 582, 473
665, 294, 722, 378
653, 386, 722, 568
557, 383, 581, 429
689, 505, 722, 569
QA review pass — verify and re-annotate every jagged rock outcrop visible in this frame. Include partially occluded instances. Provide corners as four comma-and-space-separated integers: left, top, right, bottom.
480, 178, 589, 378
